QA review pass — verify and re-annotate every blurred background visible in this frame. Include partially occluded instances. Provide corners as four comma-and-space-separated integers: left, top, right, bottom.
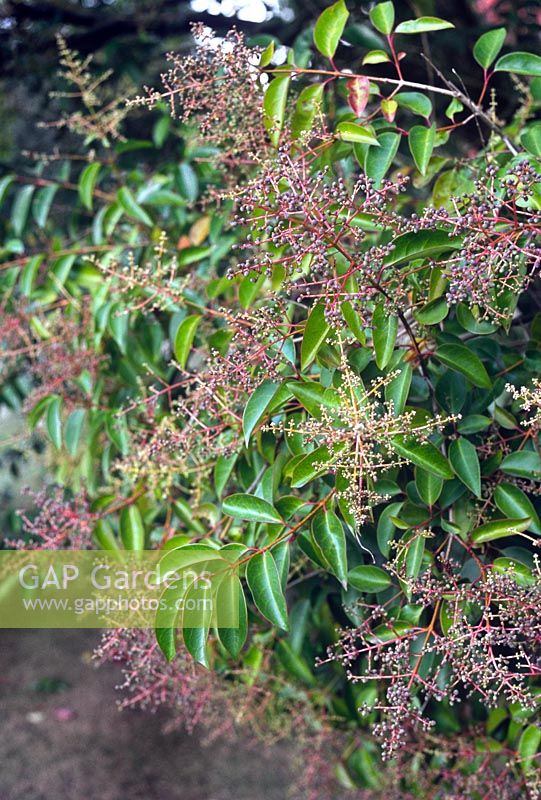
0, 2, 539, 799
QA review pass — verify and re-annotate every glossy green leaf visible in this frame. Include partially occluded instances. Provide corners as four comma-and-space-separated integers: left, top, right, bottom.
259, 41, 275, 67
313, 0, 349, 58
473, 28, 506, 69
348, 564, 391, 592
500, 450, 541, 480
385, 229, 462, 267
223, 494, 283, 524
518, 725, 541, 773
521, 123, 541, 157
406, 535, 425, 580
11, 185, 35, 237
408, 124, 436, 176
78, 163, 101, 210
312, 509, 348, 588
385, 364, 412, 416
33, 185, 58, 228
183, 626, 210, 668
414, 297, 448, 325
173, 314, 201, 368
64, 408, 86, 457
242, 380, 278, 445
369, 2, 395, 35
291, 83, 325, 140
395, 17, 454, 34
276, 639, 316, 685
218, 577, 248, 658
391, 435, 454, 479
434, 343, 491, 388
395, 91, 433, 118
301, 302, 330, 369
362, 49, 391, 65
246, 551, 289, 630
364, 131, 400, 188
46, 396, 62, 450
494, 51, 541, 77
336, 122, 379, 145
471, 517, 531, 544
263, 74, 291, 146
120, 505, 145, 551
415, 468, 443, 506
494, 483, 541, 534
449, 437, 481, 498
372, 302, 398, 369
117, 187, 153, 226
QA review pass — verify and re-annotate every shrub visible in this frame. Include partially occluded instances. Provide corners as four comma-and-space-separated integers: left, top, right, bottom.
1, 4, 540, 796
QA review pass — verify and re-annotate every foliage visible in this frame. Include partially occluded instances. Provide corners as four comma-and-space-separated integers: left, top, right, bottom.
1, 4, 541, 796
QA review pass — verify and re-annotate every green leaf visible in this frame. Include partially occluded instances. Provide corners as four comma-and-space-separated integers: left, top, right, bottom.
348, 564, 391, 592
263, 74, 291, 147
19, 254, 44, 297
301, 302, 330, 369
117, 187, 153, 226
362, 49, 391, 65
471, 517, 531, 544
406, 535, 425, 580
259, 40, 275, 67
120, 505, 145, 551
177, 162, 199, 202
32, 185, 58, 228
11, 185, 35, 237
395, 17, 454, 34
395, 91, 433, 118
64, 408, 86, 457
369, 2, 395, 35
290, 443, 347, 487
494, 483, 541, 534
183, 627, 209, 669
494, 51, 541, 77
364, 131, 400, 188
156, 627, 177, 661
291, 83, 325, 140
473, 28, 506, 69
391, 435, 454, 479
385, 364, 412, 416
434, 343, 491, 388
455, 303, 498, 334
521, 122, 541, 157
223, 494, 283, 524
78, 163, 101, 210
276, 639, 315, 685
242, 380, 278, 446
518, 725, 541, 774
313, 0, 349, 58
46, 396, 62, 450
312, 509, 348, 588
414, 297, 449, 325
408, 124, 436, 176
218, 577, 248, 658
385, 229, 463, 267
500, 450, 541, 480
246, 551, 289, 630
372, 302, 398, 369
377, 502, 402, 556
93, 519, 119, 551
173, 314, 201, 369
336, 122, 379, 145
449, 437, 481, 498
415, 467, 443, 506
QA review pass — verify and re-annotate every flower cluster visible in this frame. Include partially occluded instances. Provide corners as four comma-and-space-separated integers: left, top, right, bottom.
326, 557, 541, 759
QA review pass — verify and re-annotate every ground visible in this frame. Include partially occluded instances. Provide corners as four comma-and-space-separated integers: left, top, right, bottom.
0, 629, 293, 800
